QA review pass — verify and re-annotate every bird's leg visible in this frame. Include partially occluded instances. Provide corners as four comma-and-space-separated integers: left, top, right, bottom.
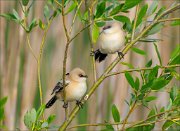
76, 100, 83, 108
117, 51, 124, 59
63, 102, 68, 108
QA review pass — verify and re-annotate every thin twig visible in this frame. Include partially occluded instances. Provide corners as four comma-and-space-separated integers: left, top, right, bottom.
69, 0, 84, 34
54, 0, 63, 7
131, 5, 139, 42
122, 101, 137, 130
105, 64, 180, 78
61, 0, 70, 121
157, 17, 180, 23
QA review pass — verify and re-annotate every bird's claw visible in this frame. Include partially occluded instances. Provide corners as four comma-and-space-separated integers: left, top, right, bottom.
118, 52, 124, 59
63, 102, 68, 108
90, 51, 95, 56
76, 101, 83, 108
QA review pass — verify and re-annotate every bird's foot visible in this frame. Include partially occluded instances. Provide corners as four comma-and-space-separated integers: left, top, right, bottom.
117, 51, 124, 59
76, 101, 83, 108
63, 102, 68, 108
90, 51, 95, 56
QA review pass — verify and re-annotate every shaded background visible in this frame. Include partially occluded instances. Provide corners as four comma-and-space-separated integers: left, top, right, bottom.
0, 0, 179, 130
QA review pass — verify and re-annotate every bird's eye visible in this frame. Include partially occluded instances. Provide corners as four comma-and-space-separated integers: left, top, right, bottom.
103, 25, 112, 30
107, 25, 111, 28
79, 74, 84, 77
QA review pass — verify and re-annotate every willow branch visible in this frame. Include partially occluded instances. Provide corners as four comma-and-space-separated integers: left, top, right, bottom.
58, 4, 180, 131
26, 34, 37, 61
61, 0, 70, 120
157, 18, 180, 23
131, 5, 139, 42
105, 64, 180, 78
54, 0, 62, 7
69, 0, 84, 34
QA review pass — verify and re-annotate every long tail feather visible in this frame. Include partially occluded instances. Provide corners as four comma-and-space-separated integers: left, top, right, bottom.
94, 49, 107, 62
46, 96, 57, 108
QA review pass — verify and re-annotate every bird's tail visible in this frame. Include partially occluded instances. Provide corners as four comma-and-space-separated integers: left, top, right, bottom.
46, 95, 57, 108
94, 49, 107, 62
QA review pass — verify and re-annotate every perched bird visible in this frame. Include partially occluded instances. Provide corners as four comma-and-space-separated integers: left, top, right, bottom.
45, 68, 88, 108
93, 21, 125, 62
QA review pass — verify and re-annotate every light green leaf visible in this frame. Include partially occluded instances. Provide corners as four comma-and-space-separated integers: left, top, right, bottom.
170, 86, 178, 101
131, 47, 146, 55
92, 24, 99, 43
122, 0, 142, 11
13, 9, 20, 20
153, 43, 162, 65
39, 19, 45, 30
136, 4, 148, 27
144, 96, 157, 102
44, 5, 50, 19
95, 1, 106, 18
41, 122, 49, 128
146, 23, 164, 36
147, 1, 158, 16
24, 109, 36, 129
28, 19, 37, 32
111, 104, 120, 122
120, 62, 134, 69
155, 6, 166, 19
22, 0, 29, 6
65, 1, 77, 15
169, 45, 180, 65
105, 124, 114, 131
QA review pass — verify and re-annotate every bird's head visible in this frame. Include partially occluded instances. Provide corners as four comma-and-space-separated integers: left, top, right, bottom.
102, 21, 122, 34
69, 68, 88, 82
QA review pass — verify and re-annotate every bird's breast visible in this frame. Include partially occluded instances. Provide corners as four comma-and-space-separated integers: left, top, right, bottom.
65, 82, 87, 101
99, 31, 125, 54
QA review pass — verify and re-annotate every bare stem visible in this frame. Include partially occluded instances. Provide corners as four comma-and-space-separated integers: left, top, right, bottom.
131, 5, 139, 42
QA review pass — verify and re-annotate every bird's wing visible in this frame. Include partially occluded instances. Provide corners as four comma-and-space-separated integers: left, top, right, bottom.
51, 80, 70, 95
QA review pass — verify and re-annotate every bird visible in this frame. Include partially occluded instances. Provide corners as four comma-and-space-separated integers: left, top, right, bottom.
93, 21, 125, 62
45, 68, 88, 109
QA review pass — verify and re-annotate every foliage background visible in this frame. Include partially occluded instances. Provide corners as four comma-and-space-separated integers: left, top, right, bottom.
0, 0, 179, 130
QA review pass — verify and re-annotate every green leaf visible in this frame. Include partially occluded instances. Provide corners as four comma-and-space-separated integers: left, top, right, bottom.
162, 120, 174, 130
105, 124, 114, 131
134, 77, 140, 91
24, 108, 36, 129
95, 2, 106, 18
113, 15, 132, 31
145, 59, 152, 67
0, 108, 5, 120
170, 86, 178, 101
144, 96, 157, 102
131, 47, 146, 55
65, 1, 77, 15
28, 19, 37, 32
169, 45, 180, 65
120, 62, 134, 69
151, 77, 169, 90
36, 104, 45, 119
136, 4, 148, 27
140, 81, 153, 93
155, 6, 166, 19
47, 114, 56, 124
148, 66, 159, 81
0, 97, 8, 108
39, 19, 45, 30
92, 24, 99, 43
96, 22, 105, 27
122, 0, 142, 11
111, 104, 120, 122
147, 1, 158, 16
125, 72, 135, 89
171, 19, 180, 26
153, 43, 162, 65
146, 23, 164, 36
12, 9, 20, 20
22, 0, 29, 6
41, 122, 49, 128
44, 5, 50, 19
110, 4, 123, 16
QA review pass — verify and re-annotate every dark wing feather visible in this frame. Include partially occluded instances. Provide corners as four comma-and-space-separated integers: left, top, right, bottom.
51, 82, 63, 95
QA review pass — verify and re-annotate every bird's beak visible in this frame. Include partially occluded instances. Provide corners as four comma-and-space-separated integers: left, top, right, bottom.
84, 75, 88, 78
